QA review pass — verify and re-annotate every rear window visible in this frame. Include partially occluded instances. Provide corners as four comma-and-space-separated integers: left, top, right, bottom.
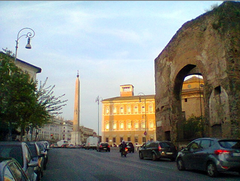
101, 143, 108, 146
160, 142, 174, 148
0, 145, 23, 167
219, 140, 240, 149
28, 144, 37, 157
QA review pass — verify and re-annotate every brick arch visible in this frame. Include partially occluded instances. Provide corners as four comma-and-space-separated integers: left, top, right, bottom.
155, 1, 240, 145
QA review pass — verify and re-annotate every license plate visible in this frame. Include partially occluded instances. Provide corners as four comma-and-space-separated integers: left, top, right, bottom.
166, 152, 173, 155
233, 153, 240, 156
104, 148, 106, 150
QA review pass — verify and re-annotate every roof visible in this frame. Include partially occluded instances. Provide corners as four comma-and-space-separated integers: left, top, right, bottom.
0, 51, 41, 73
102, 95, 155, 102
0, 141, 24, 145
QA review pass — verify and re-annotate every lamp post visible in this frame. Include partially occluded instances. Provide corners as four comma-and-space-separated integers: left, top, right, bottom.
139, 92, 147, 142
14, 27, 35, 62
95, 96, 102, 137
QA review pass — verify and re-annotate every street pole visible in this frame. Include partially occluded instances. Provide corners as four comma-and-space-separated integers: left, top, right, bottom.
139, 92, 147, 143
95, 96, 102, 137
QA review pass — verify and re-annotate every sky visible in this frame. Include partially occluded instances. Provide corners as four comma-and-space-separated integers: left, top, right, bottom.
0, 1, 223, 135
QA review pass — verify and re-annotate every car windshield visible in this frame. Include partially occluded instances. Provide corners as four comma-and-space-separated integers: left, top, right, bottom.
0, 145, 23, 167
219, 140, 240, 149
28, 144, 38, 157
37, 143, 45, 151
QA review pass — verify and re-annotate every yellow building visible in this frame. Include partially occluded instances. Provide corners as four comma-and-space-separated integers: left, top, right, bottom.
101, 85, 156, 146
182, 76, 204, 120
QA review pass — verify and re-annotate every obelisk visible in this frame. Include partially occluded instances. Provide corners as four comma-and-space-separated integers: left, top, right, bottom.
71, 71, 82, 145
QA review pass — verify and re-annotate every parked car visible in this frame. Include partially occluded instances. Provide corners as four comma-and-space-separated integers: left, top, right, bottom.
61, 144, 69, 148
0, 142, 38, 181
36, 142, 48, 170
97, 142, 110, 152
39, 141, 50, 151
176, 138, 240, 177
26, 142, 44, 181
126, 141, 134, 153
0, 157, 30, 181
139, 141, 178, 161
50, 143, 58, 148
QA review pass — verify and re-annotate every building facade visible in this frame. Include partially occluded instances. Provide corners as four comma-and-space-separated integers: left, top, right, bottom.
102, 85, 156, 146
182, 76, 204, 120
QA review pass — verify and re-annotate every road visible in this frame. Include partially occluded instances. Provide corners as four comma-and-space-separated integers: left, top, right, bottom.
42, 147, 240, 181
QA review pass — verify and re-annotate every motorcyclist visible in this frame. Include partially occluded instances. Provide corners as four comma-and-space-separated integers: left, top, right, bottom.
120, 140, 127, 156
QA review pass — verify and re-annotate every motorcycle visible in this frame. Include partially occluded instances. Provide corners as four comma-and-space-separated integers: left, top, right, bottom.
121, 147, 128, 157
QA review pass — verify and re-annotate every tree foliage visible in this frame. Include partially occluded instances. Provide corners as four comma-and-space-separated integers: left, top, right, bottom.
0, 52, 67, 140
183, 115, 203, 140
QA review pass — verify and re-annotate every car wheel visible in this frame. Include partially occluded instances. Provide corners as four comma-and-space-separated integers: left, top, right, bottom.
177, 158, 185, 171
152, 153, 157, 161
207, 162, 218, 177
139, 152, 143, 159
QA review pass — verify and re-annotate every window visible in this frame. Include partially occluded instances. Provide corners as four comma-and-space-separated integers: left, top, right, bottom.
128, 137, 131, 141
149, 105, 153, 113
135, 122, 139, 129
120, 137, 123, 142
188, 140, 201, 151
135, 136, 138, 143
106, 107, 109, 114
120, 107, 124, 114
4, 167, 15, 181
127, 122, 131, 129
8, 162, 27, 181
106, 123, 109, 130
113, 123, 117, 130
106, 137, 109, 142
141, 105, 145, 112
127, 106, 131, 113
120, 123, 124, 129
141, 122, 145, 129
142, 137, 146, 143
185, 98, 187, 102
200, 139, 211, 149
114, 107, 117, 114
113, 137, 116, 142
134, 106, 138, 113
150, 122, 154, 129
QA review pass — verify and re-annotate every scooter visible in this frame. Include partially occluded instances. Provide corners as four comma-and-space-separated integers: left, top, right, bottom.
121, 147, 128, 157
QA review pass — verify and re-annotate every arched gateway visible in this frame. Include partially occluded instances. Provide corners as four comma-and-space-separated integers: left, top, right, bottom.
155, 1, 240, 146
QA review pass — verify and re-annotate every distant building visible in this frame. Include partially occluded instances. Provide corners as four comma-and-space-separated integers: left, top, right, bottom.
37, 117, 73, 142
182, 76, 204, 120
102, 85, 156, 145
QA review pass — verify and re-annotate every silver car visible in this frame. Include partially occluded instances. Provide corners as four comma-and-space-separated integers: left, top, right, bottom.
0, 142, 38, 181
176, 138, 240, 177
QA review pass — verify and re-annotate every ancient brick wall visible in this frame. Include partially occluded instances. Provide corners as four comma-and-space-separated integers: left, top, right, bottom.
155, 1, 240, 144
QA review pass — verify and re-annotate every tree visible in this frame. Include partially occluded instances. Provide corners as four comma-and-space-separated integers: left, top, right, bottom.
0, 52, 37, 140
183, 115, 203, 140
0, 52, 68, 140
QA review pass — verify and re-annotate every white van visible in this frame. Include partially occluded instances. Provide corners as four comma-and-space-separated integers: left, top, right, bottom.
86, 136, 99, 150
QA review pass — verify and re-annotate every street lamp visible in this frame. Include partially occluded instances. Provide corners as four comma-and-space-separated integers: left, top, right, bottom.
139, 92, 147, 142
14, 27, 35, 62
95, 96, 103, 137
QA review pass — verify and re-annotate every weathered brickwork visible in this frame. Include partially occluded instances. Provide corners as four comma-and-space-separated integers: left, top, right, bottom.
155, 1, 240, 145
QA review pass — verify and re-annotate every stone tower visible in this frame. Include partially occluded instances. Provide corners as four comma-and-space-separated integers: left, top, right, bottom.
71, 72, 82, 145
